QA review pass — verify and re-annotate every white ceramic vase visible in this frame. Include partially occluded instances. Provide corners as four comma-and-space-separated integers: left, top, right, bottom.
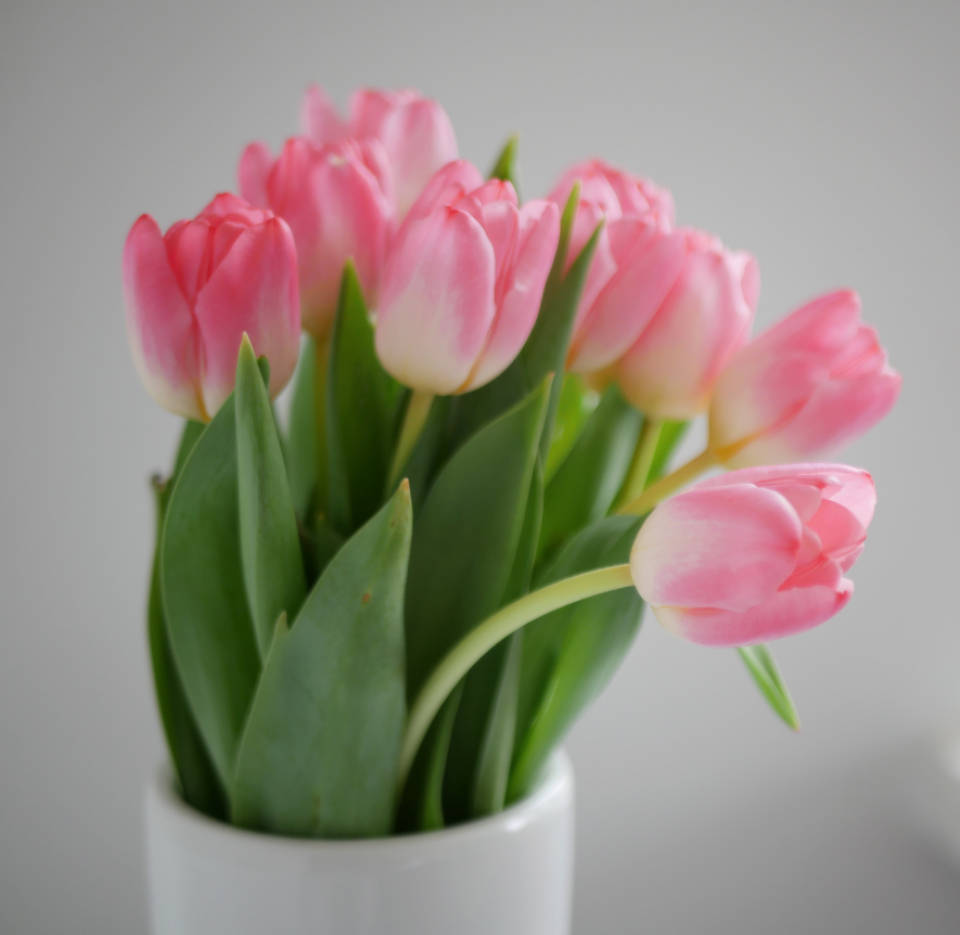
145, 751, 574, 935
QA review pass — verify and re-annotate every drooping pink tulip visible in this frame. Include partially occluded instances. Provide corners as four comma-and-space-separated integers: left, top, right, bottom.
614, 230, 759, 418
547, 159, 676, 357
238, 137, 393, 338
374, 161, 560, 394
630, 463, 876, 646
709, 290, 902, 467
123, 194, 300, 422
301, 85, 458, 218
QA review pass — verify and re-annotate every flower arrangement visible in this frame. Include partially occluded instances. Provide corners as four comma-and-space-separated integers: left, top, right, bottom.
125, 86, 900, 837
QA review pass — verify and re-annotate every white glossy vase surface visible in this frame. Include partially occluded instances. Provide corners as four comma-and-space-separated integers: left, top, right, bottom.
145, 751, 574, 935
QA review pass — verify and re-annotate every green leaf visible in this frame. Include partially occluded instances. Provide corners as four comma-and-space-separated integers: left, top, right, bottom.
285, 336, 325, 521
231, 482, 412, 836
161, 397, 261, 789
509, 514, 644, 799
404, 377, 551, 696
447, 184, 599, 458
538, 386, 643, 564
444, 458, 545, 821
737, 645, 801, 730
647, 418, 690, 484
235, 337, 307, 657
395, 689, 463, 832
469, 634, 522, 816
489, 134, 520, 191
326, 264, 406, 533
147, 421, 224, 818
544, 374, 598, 481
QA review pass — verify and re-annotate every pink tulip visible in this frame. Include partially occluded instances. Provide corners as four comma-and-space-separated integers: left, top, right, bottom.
547, 159, 676, 358
238, 137, 393, 338
630, 463, 875, 646
709, 290, 901, 467
374, 161, 560, 394
614, 230, 759, 418
301, 85, 458, 218
123, 193, 300, 421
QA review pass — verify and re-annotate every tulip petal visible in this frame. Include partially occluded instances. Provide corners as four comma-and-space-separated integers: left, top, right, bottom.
568, 224, 685, 373
403, 160, 484, 227
237, 142, 274, 208
123, 215, 203, 420
375, 97, 459, 217
653, 580, 853, 646
630, 484, 802, 612
376, 207, 496, 394
298, 145, 394, 331
617, 243, 756, 418
300, 84, 348, 145
464, 200, 559, 391
194, 218, 300, 414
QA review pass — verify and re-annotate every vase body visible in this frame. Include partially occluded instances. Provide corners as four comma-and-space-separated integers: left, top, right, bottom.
145, 751, 574, 935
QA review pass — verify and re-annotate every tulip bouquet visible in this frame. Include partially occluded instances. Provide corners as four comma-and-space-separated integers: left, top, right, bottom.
126, 86, 900, 838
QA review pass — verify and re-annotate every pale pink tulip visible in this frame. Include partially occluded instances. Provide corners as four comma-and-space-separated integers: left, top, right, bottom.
630, 464, 875, 646
238, 137, 393, 338
615, 230, 759, 418
375, 161, 560, 394
547, 159, 675, 356
709, 290, 901, 467
301, 85, 457, 218
123, 194, 300, 421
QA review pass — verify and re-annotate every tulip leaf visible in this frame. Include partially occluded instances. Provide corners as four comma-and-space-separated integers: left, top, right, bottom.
232, 483, 412, 836
147, 421, 225, 818
161, 398, 261, 790
489, 134, 520, 192
647, 418, 690, 484
326, 263, 406, 534
737, 645, 801, 730
449, 184, 598, 457
404, 377, 551, 695
395, 689, 463, 832
444, 459, 544, 820
544, 374, 598, 481
286, 336, 326, 522
469, 633, 523, 816
538, 386, 643, 565
235, 338, 307, 657
509, 514, 644, 799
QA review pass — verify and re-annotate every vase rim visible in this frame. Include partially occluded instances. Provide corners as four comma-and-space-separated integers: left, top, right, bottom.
148, 749, 573, 852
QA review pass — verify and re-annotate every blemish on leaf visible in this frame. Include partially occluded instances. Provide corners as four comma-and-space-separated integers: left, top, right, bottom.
362, 591, 372, 605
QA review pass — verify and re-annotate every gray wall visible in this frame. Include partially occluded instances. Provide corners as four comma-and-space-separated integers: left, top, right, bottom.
2, 1, 959, 932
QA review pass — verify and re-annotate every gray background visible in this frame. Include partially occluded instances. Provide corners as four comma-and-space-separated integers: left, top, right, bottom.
2, 0, 959, 932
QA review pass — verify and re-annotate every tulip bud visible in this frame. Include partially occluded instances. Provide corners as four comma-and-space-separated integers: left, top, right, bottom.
374, 161, 560, 395
301, 85, 458, 218
614, 230, 759, 418
709, 290, 901, 467
238, 137, 393, 339
123, 193, 300, 421
548, 159, 675, 350
123, 195, 300, 421
630, 463, 875, 646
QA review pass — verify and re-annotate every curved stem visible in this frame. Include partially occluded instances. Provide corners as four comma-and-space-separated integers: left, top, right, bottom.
397, 564, 635, 793
616, 448, 718, 516
615, 417, 663, 509
387, 390, 434, 492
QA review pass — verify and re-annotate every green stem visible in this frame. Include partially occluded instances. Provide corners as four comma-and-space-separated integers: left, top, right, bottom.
397, 563, 635, 793
313, 335, 332, 512
616, 448, 718, 516
615, 417, 663, 509
387, 390, 434, 492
